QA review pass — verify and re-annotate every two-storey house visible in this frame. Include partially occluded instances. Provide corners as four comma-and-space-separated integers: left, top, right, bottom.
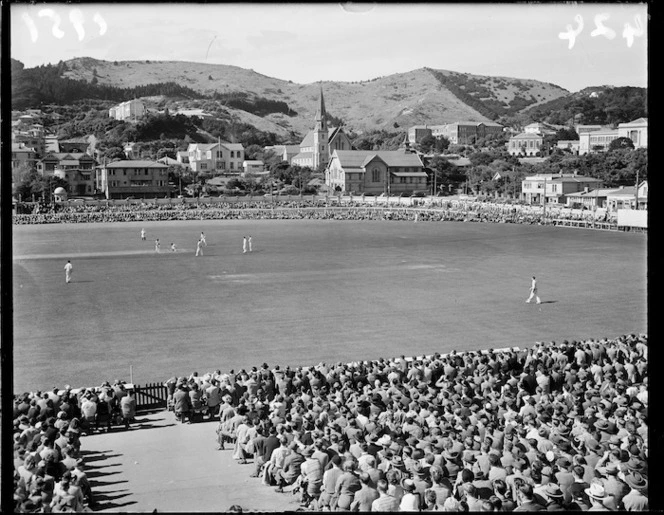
95, 160, 170, 199
179, 141, 245, 173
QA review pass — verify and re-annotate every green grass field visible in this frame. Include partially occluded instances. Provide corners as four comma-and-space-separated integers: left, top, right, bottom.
12, 219, 647, 393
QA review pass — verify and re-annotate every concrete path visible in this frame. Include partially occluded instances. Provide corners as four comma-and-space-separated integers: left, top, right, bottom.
83, 411, 302, 513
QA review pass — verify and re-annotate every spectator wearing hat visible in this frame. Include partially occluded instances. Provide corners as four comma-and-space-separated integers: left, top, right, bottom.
621, 471, 648, 511
472, 468, 494, 500
488, 452, 508, 482
297, 446, 323, 505
399, 478, 422, 511
598, 462, 629, 511
584, 480, 610, 511
543, 483, 566, 511
553, 456, 574, 505
173, 384, 193, 424
119, 390, 136, 430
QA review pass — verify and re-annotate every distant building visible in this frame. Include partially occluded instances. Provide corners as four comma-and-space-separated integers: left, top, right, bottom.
59, 137, 92, 154
578, 129, 619, 155
408, 121, 503, 146
326, 149, 426, 195
95, 160, 170, 199
556, 140, 580, 154
605, 181, 648, 211
508, 133, 544, 156
617, 117, 647, 150
11, 142, 39, 172
291, 87, 353, 170
242, 160, 265, 175
407, 125, 433, 145
38, 152, 96, 177
264, 144, 301, 164
38, 152, 98, 196
521, 173, 603, 205
179, 141, 245, 173
438, 121, 503, 145
109, 99, 146, 121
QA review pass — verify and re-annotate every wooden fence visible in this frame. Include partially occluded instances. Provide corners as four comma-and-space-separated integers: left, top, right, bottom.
133, 382, 168, 412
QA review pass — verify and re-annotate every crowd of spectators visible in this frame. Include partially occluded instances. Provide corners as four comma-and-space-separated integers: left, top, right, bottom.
165, 333, 648, 511
12, 198, 617, 229
12, 380, 137, 512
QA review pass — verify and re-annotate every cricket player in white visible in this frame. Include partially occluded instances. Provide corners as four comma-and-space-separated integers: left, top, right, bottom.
248, 236, 252, 252
64, 260, 73, 283
196, 239, 203, 256
155, 239, 161, 253
200, 232, 207, 246
243, 236, 247, 253
141, 228, 146, 240
170, 242, 177, 252
526, 276, 541, 304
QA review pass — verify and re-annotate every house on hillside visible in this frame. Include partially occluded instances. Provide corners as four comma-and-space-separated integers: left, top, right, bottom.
38, 152, 96, 176
407, 125, 433, 145
617, 118, 648, 150
578, 128, 619, 154
179, 141, 245, 173
11, 143, 39, 172
38, 152, 97, 196
508, 132, 544, 156
109, 99, 146, 121
291, 87, 353, 170
438, 121, 503, 145
59, 137, 92, 154
95, 160, 170, 199
326, 150, 426, 195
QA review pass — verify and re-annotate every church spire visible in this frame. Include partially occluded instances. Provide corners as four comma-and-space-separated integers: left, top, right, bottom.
314, 85, 327, 131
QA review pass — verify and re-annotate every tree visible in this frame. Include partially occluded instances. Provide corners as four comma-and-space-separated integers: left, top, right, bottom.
608, 137, 635, 151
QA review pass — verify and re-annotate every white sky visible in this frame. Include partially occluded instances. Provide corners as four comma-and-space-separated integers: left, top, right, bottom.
10, 2, 648, 93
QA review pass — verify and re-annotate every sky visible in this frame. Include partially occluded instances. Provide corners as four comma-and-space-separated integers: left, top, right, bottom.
10, 2, 648, 93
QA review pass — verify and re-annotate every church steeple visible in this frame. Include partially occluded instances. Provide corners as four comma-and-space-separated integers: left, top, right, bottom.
313, 84, 329, 170
314, 85, 327, 131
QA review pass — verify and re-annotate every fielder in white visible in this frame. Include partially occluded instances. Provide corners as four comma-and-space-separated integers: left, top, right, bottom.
526, 276, 541, 304
200, 232, 207, 246
64, 260, 73, 283
155, 239, 161, 253
248, 236, 252, 252
141, 228, 146, 240
196, 239, 203, 257
243, 236, 247, 253
170, 242, 177, 252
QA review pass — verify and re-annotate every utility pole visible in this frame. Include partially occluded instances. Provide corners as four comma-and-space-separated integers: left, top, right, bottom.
634, 170, 639, 210
542, 176, 547, 217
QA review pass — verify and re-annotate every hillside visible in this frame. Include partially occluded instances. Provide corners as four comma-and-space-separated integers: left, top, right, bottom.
58, 57, 571, 136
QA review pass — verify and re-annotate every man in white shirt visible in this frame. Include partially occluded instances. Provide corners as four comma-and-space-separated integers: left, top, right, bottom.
196, 239, 203, 257
64, 261, 73, 283
200, 232, 207, 246
141, 228, 146, 240
243, 236, 248, 253
526, 276, 541, 304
